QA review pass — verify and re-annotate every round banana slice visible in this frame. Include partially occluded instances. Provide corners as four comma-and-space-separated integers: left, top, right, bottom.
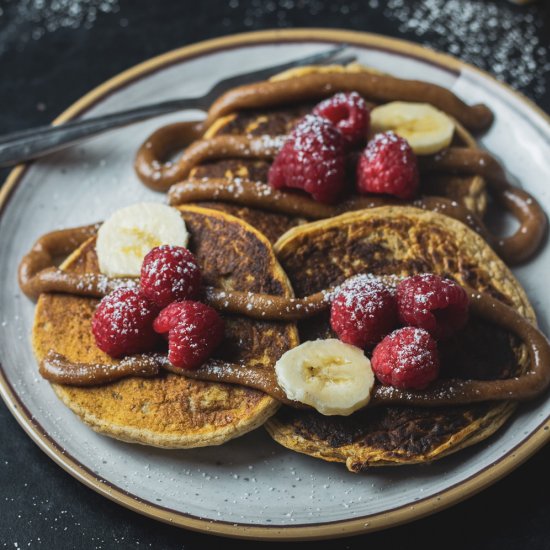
274, 339, 375, 416
96, 202, 189, 278
370, 101, 455, 155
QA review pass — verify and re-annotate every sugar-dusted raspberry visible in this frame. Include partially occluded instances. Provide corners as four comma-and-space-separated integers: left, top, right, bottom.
140, 245, 201, 308
371, 327, 440, 389
356, 131, 419, 199
397, 273, 469, 340
92, 287, 160, 358
268, 114, 347, 204
153, 301, 224, 370
313, 92, 370, 147
330, 274, 398, 348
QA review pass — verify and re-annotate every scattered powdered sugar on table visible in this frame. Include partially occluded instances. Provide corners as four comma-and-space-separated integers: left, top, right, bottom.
0, 0, 120, 53
226, 0, 549, 100
384, 0, 550, 97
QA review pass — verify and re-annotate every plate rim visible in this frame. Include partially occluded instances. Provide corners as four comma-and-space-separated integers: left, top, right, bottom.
1, 28, 550, 541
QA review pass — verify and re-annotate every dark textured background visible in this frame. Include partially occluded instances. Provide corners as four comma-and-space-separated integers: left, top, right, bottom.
1, 1, 549, 547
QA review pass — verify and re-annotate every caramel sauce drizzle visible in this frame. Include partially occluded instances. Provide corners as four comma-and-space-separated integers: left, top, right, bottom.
18, 223, 136, 300
40, 351, 164, 386
135, 69, 495, 191
167, 178, 491, 246
202, 287, 550, 407
373, 289, 550, 406
204, 73, 493, 133
161, 140, 546, 266
134, 72, 546, 265
19, 224, 98, 299
138, 130, 284, 190
22, 229, 550, 409
420, 149, 547, 264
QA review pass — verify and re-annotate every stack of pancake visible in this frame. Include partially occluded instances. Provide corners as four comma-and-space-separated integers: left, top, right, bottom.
31, 66, 540, 471
180, 64, 487, 244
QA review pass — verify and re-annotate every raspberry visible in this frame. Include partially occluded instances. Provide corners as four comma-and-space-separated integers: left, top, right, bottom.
140, 245, 201, 308
268, 114, 347, 204
397, 274, 469, 340
313, 92, 370, 147
152, 301, 186, 334
356, 131, 419, 199
371, 327, 440, 390
153, 301, 224, 370
92, 287, 160, 358
330, 275, 398, 348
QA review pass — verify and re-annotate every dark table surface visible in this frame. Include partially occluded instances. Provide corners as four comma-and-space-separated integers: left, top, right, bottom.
1, 1, 549, 548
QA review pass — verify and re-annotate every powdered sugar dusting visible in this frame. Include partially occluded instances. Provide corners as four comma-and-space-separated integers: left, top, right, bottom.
250, 134, 287, 154
372, 326, 440, 389
140, 244, 201, 307
74, 272, 137, 295
384, 0, 549, 98
269, 113, 347, 203
143, 246, 199, 295
394, 328, 433, 373
331, 274, 400, 348
334, 274, 396, 308
365, 131, 412, 166
335, 273, 401, 296
397, 273, 469, 340
100, 287, 157, 336
375, 378, 466, 401
292, 115, 344, 162
93, 287, 160, 356
0, 0, 121, 55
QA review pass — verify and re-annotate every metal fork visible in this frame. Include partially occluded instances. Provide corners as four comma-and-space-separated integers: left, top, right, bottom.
0, 45, 356, 167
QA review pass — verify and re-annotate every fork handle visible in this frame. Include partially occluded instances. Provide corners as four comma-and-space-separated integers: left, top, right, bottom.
0, 97, 205, 167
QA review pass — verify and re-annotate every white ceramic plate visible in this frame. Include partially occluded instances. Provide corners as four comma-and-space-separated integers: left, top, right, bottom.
1, 30, 549, 540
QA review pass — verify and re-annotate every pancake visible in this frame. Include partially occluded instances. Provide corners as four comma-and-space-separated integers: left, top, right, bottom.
185, 65, 487, 243
32, 206, 298, 448
266, 206, 534, 471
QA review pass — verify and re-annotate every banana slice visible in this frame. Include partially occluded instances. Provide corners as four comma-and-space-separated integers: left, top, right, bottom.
96, 202, 189, 278
370, 101, 455, 155
275, 339, 375, 416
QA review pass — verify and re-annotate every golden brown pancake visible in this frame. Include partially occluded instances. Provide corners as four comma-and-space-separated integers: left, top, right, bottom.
32, 206, 298, 448
266, 206, 534, 471
186, 65, 487, 243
